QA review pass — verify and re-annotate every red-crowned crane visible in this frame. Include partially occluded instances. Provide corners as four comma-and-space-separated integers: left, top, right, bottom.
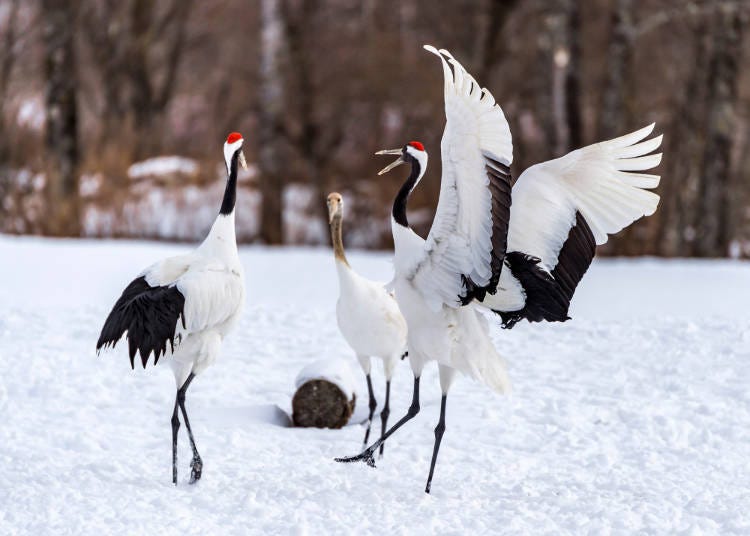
337, 46, 663, 494
96, 133, 248, 485
326, 192, 407, 455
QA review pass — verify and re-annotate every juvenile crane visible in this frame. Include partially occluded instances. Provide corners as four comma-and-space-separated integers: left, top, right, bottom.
97, 133, 248, 484
327, 192, 407, 454
337, 46, 663, 493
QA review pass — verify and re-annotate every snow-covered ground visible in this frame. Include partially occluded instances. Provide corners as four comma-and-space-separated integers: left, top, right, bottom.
0, 235, 749, 535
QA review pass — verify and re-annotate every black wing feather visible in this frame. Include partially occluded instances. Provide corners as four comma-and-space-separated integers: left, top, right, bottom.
459, 157, 513, 305
96, 276, 186, 368
495, 211, 595, 328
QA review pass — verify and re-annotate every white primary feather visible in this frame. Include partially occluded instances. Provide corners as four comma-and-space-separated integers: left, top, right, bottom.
506, 124, 662, 272
407, 46, 514, 311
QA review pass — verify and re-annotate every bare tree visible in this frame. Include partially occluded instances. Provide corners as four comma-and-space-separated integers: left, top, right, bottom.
0, 0, 20, 162
657, 16, 711, 257
80, 0, 193, 158
282, 0, 349, 236
694, 4, 744, 257
257, 0, 286, 244
598, 0, 634, 141
41, 0, 80, 236
536, 0, 583, 157
474, 0, 520, 82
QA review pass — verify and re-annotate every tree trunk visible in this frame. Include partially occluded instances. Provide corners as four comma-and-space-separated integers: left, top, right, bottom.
540, 0, 582, 157
257, 0, 286, 245
42, 0, 80, 237
475, 0, 520, 83
598, 0, 633, 141
0, 0, 19, 164
657, 18, 710, 257
563, 0, 582, 149
128, 0, 154, 144
693, 6, 743, 257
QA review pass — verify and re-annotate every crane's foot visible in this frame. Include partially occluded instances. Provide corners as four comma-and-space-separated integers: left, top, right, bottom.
335, 447, 376, 467
189, 456, 203, 484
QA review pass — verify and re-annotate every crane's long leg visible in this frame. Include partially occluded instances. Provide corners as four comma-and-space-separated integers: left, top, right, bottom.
378, 380, 391, 458
171, 395, 180, 485
424, 394, 447, 494
336, 376, 420, 467
176, 373, 202, 484
362, 374, 377, 448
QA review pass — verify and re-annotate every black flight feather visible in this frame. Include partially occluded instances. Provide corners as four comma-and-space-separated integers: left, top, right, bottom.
96, 276, 186, 368
459, 157, 513, 305
495, 211, 595, 329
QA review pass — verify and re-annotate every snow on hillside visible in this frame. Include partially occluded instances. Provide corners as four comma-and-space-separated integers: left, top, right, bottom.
0, 235, 749, 534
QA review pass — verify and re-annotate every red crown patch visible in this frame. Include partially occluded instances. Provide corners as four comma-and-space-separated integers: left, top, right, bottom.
226, 132, 243, 144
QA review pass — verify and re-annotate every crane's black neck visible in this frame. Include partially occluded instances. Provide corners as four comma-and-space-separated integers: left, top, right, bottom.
392, 157, 421, 228
220, 149, 240, 215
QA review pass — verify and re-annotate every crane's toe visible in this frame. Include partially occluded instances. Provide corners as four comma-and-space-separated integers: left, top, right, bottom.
335, 448, 377, 468
189, 456, 203, 484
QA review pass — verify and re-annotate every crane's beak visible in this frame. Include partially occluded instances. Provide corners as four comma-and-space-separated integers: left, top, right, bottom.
327, 202, 342, 224
375, 149, 405, 176
239, 150, 248, 170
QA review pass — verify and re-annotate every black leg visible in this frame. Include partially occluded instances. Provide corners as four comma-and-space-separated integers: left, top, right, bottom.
336, 376, 420, 467
378, 380, 391, 457
177, 373, 202, 484
171, 394, 180, 485
425, 394, 447, 494
362, 374, 377, 448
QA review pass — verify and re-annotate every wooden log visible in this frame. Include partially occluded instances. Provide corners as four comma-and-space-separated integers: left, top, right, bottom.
292, 379, 356, 429
292, 358, 357, 429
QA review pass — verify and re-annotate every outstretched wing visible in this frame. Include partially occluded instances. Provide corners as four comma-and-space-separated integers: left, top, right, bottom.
409, 46, 514, 311
484, 124, 663, 326
508, 123, 662, 269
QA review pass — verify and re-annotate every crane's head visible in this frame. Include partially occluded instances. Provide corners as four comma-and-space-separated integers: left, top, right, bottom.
326, 192, 344, 224
376, 141, 428, 178
223, 132, 248, 175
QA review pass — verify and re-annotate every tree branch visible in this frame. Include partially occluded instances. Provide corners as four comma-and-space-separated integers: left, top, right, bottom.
155, 0, 193, 110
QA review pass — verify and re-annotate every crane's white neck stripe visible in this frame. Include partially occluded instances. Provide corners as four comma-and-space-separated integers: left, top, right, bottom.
224, 139, 243, 174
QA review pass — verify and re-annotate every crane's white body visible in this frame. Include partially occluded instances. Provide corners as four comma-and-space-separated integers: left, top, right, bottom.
391, 219, 510, 393
146, 212, 245, 388
97, 133, 248, 485
334, 259, 406, 379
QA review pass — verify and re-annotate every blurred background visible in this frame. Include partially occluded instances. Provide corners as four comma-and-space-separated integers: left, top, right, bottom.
0, 0, 748, 257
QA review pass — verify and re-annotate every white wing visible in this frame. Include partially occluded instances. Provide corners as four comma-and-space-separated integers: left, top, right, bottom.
410, 46, 514, 311
481, 125, 662, 326
176, 259, 245, 335
142, 254, 194, 286
506, 123, 662, 272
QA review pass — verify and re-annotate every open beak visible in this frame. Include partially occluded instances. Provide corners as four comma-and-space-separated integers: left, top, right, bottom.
375, 149, 405, 175
239, 150, 248, 170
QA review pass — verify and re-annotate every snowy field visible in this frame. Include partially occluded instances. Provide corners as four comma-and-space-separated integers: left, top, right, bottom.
1, 234, 749, 535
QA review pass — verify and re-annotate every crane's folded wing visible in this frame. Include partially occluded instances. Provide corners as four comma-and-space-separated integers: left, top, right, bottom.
96, 257, 244, 368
